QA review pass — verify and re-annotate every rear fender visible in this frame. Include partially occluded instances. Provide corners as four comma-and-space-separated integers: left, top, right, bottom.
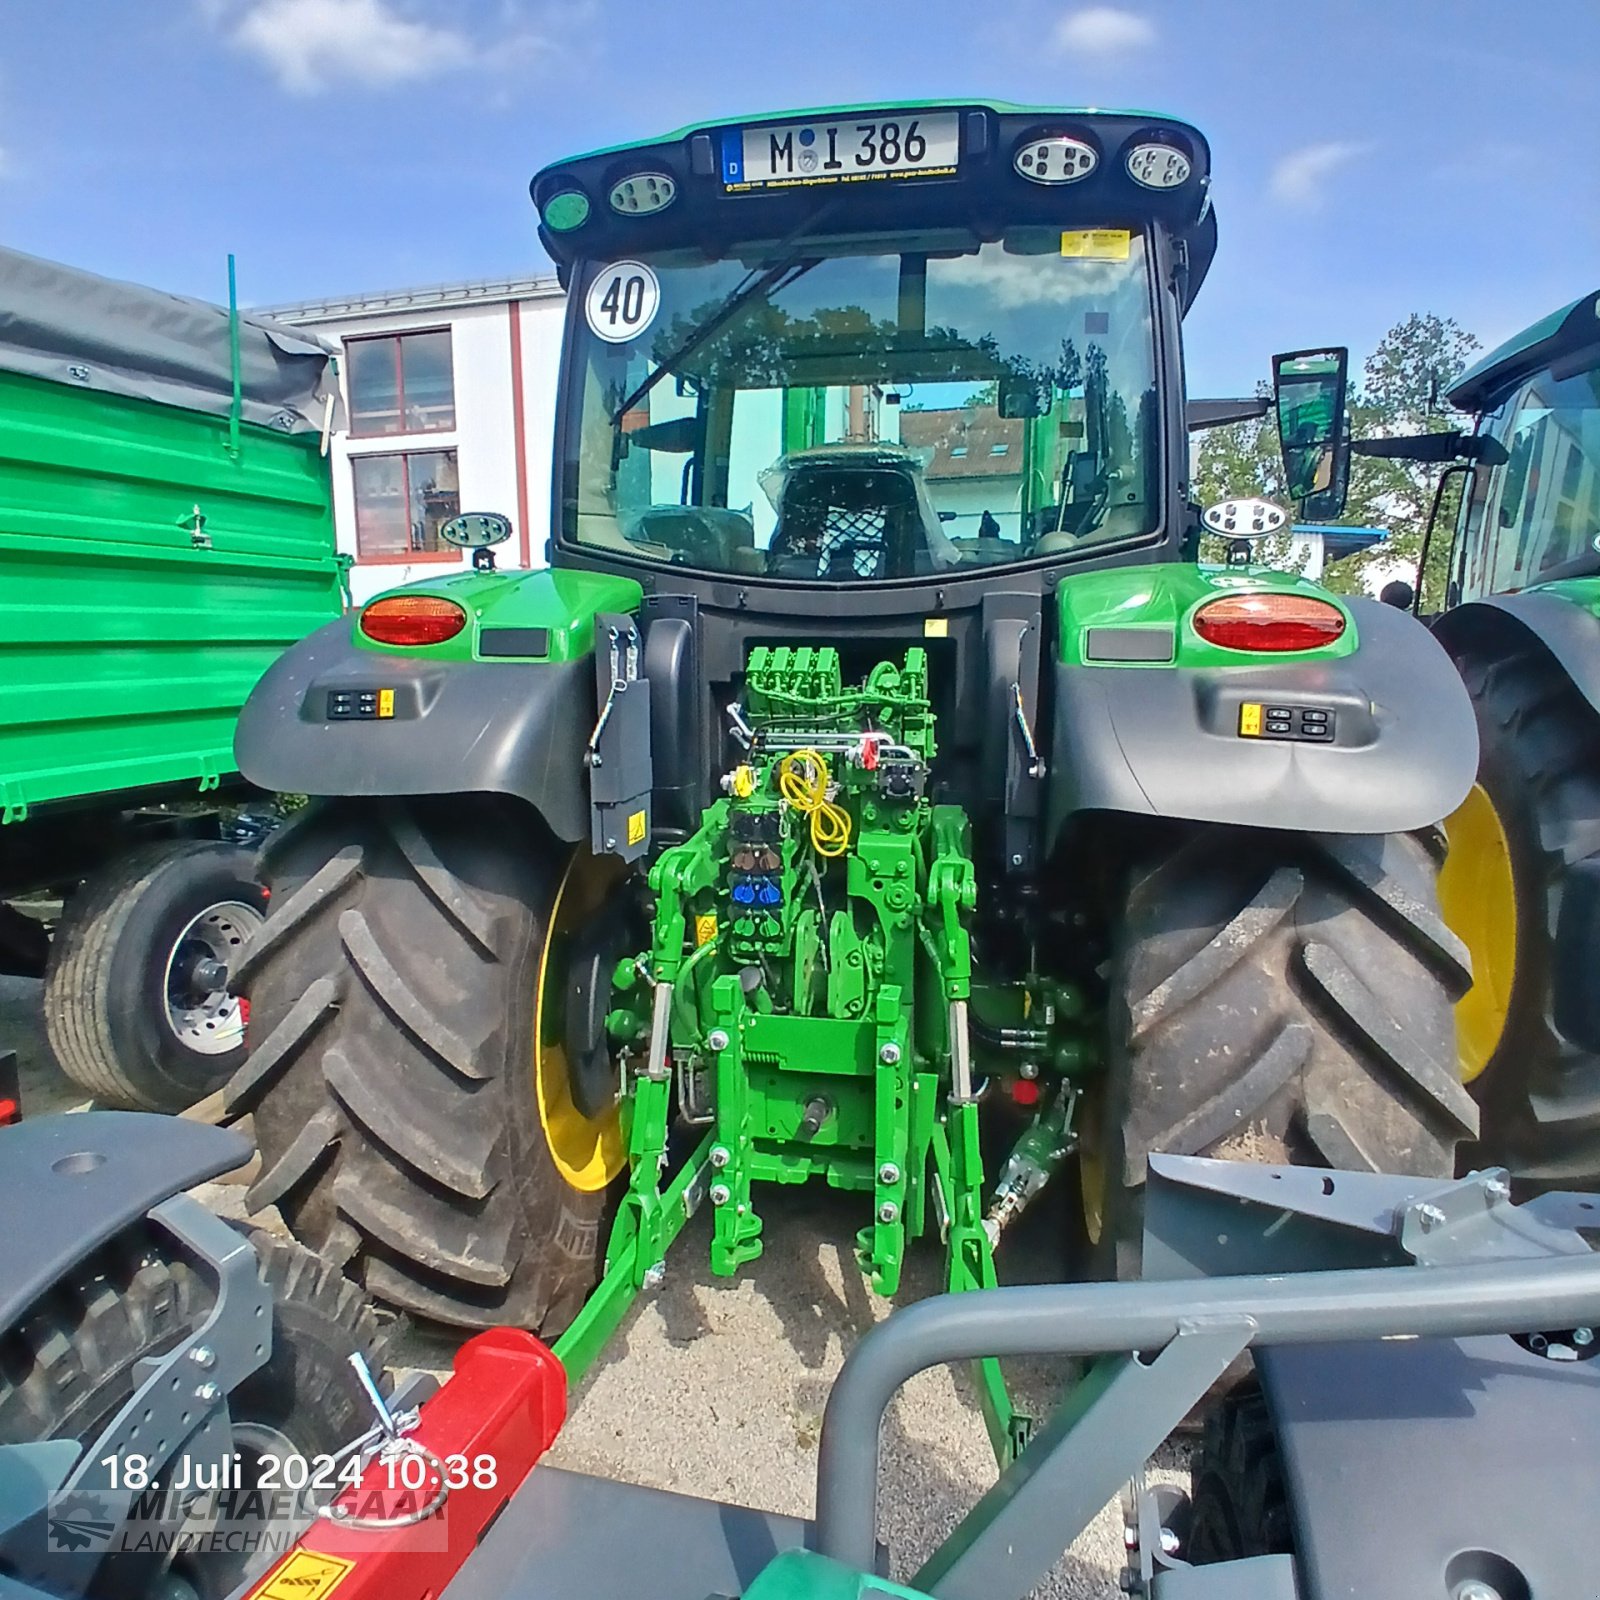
1047, 565, 1478, 839
234, 568, 643, 844
1431, 583, 1600, 720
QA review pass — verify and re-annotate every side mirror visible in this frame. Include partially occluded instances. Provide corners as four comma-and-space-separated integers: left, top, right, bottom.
1272, 348, 1351, 520
440, 512, 513, 550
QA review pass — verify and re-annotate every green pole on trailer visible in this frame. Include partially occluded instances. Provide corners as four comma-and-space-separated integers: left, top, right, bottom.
226, 253, 242, 459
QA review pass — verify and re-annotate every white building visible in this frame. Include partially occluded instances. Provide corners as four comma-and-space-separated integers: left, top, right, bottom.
262, 276, 567, 604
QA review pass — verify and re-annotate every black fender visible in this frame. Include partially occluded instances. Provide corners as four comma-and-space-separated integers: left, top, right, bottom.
1257, 1335, 1600, 1600
1047, 596, 1478, 838
234, 619, 593, 842
1432, 588, 1600, 720
0, 1112, 251, 1331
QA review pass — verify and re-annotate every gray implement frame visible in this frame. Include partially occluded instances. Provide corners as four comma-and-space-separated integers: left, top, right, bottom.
0, 1112, 253, 1331
815, 1160, 1600, 1600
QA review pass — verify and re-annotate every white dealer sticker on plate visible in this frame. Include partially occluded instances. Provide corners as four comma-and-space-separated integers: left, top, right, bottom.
722, 113, 960, 191
585, 260, 661, 343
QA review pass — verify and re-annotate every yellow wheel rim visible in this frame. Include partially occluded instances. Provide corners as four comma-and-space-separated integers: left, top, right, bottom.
1439, 782, 1518, 1085
534, 849, 627, 1191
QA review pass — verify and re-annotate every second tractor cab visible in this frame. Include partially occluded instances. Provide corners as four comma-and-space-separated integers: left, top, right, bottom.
231, 102, 1480, 1429
1331, 291, 1600, 1187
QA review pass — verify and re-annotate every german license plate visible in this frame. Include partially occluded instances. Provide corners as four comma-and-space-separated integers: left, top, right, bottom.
722, 112, 960, 191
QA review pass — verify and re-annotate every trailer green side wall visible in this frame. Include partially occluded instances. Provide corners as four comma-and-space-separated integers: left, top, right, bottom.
0, 366, 346, 821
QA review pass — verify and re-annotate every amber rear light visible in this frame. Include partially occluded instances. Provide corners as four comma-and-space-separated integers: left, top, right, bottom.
1193, 593, 1346, 652
360, 595, 467, 647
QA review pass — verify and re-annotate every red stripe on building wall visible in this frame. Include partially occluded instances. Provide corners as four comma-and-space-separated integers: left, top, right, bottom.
509, 299, 533, 568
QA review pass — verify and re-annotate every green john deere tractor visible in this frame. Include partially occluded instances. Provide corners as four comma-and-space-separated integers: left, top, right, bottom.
228, 104, 1483, 1417
1370, 291, 1600, 1185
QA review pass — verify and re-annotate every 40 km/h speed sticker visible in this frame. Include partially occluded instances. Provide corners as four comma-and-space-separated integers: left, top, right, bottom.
585, 261, 660, 343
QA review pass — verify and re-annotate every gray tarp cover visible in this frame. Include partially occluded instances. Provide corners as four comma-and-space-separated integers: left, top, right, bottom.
0, 244, 340, 434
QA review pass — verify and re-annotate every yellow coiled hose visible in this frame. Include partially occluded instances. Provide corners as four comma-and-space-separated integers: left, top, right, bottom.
777, 749, 852, 858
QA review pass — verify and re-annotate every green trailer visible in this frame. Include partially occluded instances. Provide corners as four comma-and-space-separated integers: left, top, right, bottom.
0, 246, 346, 1111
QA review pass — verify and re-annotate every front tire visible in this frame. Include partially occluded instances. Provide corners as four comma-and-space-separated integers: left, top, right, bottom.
229, 798, 623, 1330
1089, 826, 1476, 1274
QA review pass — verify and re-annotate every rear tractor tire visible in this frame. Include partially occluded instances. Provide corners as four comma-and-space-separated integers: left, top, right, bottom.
44, 842, 266, 1112
1442, 643, 1600, 1184
1085, 825, 1476, 1275
228, 798, 627, 1330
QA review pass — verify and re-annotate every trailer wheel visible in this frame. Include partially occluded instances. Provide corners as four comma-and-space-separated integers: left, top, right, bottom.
1442, 644, 1600, 1183
0, 1226, 395, 1599
1086, 826, 1475, 1275
43, 842, 266, 1111
1186, 1385, 1292, 1564
229, 798, 625, 1331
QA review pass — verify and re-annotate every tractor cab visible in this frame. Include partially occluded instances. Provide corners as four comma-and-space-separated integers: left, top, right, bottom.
533, 103, 1214, 594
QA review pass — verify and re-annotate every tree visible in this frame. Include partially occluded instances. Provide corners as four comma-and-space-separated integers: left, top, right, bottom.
1193, 313, 1481, 601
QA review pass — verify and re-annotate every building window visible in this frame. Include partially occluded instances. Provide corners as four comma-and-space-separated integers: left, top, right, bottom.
345, 329, 455, 436
990, 442, 1010, 456
352, 450, 460, 562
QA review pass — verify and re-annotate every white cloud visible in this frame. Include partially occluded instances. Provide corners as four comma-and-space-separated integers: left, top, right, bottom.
1269, 141, 1373, 209
230, 0, 474, 94
1053, 7, 1156, 56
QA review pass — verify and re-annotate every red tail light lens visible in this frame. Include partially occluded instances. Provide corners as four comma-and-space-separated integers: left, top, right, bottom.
1193, 594, 1346, 652
360, 595, 467, 647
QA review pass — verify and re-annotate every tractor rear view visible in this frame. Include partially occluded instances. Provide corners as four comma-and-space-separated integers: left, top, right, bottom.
227, 103, 1480, 1389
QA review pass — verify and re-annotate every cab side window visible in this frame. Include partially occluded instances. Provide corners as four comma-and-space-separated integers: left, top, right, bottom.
1455, 360, 1600, 600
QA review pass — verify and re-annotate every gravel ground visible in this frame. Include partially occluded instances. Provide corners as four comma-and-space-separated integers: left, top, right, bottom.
1, 971, 1188, 1598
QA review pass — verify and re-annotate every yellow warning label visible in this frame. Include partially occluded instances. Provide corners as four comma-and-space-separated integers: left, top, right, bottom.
695, 914, 719, 946
1239, 702, 1263, 737
626, 809, 647, 846
251, 1550, 356, 1600
377, 688, 395, 719
1060, 228, 1132, 260
923, 617, 949, 638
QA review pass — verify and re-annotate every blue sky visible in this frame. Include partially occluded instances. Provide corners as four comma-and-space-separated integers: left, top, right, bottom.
2, 0, 1595, 395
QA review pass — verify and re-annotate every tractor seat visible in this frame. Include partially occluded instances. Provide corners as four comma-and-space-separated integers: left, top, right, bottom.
768, 468, 901, 579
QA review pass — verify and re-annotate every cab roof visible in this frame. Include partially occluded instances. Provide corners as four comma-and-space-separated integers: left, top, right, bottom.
1448, 290, 1600, 412
530, 100, 1217, 311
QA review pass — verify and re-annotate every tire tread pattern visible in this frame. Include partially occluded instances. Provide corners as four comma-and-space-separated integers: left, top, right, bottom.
1454, 643, 1600, 1180
233, 798, 603, 1330
1103, 826, 1470, 1269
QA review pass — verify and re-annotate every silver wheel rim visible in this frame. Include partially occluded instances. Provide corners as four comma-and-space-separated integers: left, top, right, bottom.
162, 899, 263, 1055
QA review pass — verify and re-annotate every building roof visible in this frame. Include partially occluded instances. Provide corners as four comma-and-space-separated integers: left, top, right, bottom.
899, 407, 1023, 478
256, 273, 563, 325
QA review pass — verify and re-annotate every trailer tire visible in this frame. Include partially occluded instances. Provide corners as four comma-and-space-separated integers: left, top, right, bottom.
1186, 1385, 1292, 1564
229, 798, 622, 1331
1442, 644, 1600, 1184
43, 842, 266, 1111
1086, 826, 1475, 1276
0, 1226, 394, 1598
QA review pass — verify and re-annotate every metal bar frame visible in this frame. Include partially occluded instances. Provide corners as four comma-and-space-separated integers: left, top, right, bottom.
814, 1251, 1600, 1589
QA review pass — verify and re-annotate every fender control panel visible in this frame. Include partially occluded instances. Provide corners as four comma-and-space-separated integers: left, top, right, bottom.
327, 688, 395, 720
1238, 702, 1334, 742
